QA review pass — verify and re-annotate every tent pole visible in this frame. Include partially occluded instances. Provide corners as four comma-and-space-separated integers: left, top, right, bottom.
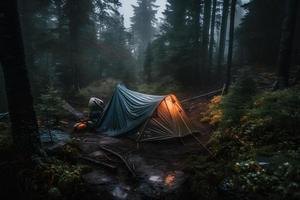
136, 118, 151, 150
191, 132, 214, 157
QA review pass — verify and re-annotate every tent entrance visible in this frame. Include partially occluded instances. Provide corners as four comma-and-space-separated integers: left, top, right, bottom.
137, 95, 194, 142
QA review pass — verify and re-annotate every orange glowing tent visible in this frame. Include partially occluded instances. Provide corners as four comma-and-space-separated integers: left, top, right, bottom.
96, 84, 196, 142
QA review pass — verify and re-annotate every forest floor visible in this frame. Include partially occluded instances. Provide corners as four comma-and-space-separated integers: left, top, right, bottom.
42, 97, 214, 200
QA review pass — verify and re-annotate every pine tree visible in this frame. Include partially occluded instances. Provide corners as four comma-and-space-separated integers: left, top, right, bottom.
237, 0, 285, 65
144, 43, 153, 82
64, 0, 101, 91
161, 0, 203, 85
202, 0, 212, 70
276, 0, 299, 89
208, 0, 217, 67
217, 0, 230, 70
131, 0, 158, 70
225, 0, 237, 93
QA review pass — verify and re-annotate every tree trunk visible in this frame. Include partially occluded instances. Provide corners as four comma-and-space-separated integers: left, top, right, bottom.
208, 0, 217, 67
202, 0, 212, 71
0, 0, 40, 157
224, 0, 237, 93
276, 0, 299, 89
217, 0, 230, 71
191, 0, 202, 76
144, 43, 153, 83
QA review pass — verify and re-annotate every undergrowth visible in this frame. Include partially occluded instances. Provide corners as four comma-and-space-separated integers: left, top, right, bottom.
187, 74, 300, 200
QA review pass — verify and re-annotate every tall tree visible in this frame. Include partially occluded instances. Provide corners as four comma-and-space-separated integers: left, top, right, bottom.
276, 0, 299, 89
131, 0, 157, 71
144, 43, 153, 82
202, 0, 212, 70
225, 0, 237, 93
160, 0, 203, 85
64, 0, 95, 90
208, 0, 217, 66
237, 0, 285, 65
0, 0, 40, 156
190, 0, 202, 76
217, 0, 230, 70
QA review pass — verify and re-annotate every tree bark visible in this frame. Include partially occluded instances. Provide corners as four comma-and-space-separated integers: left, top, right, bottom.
0, 0, 40, 157
225, 0, 237, 93
276, 0, 299, 89
217, 0, 230, 71
191, 0, 202, 76
208, 0, 217, 67
202, 0, 212, 71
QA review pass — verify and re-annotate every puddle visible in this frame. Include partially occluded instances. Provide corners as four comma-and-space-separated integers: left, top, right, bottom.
40, 129, 70, 143
112, 185, 130, 199
149, 175, 163, 183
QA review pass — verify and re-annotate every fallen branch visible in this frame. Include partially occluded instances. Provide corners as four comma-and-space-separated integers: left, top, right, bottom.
81, 141, 136, 177
98, 145, 136, 177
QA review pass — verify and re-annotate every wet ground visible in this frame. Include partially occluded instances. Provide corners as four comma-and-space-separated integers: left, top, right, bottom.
75, 133, 209, 200
43, 98, 213, 200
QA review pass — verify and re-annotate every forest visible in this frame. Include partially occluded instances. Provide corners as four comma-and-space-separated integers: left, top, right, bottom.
0, 0, 300, 199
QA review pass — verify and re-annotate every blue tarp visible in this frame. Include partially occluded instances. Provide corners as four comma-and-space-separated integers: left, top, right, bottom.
97, 84, 165, 137
97, 85, 195, 141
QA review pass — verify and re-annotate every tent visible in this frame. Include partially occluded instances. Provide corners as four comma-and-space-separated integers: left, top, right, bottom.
96, 84, 196, 142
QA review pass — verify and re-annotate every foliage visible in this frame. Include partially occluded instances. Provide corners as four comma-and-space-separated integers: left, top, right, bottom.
79, 78, 120, 101
186, 84, 300, 200
239, 88, 300, 146
220, 71, 257, 126
33, 159, 90, 199
200, 95, 223, 125
228, 158, 300, 200
136, 77, 182, 95
36, 86, 65, 127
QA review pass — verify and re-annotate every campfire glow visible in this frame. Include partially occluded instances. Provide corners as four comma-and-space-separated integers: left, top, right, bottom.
164, 174, 176, 186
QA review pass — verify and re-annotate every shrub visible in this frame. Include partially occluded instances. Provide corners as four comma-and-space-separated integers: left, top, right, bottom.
200, 95, 223, 125
240, 87, 300, 146
78, 78, 120, 102
221, 71, 257, 127
33, 159, 89, 199
36, 86, 65, 126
